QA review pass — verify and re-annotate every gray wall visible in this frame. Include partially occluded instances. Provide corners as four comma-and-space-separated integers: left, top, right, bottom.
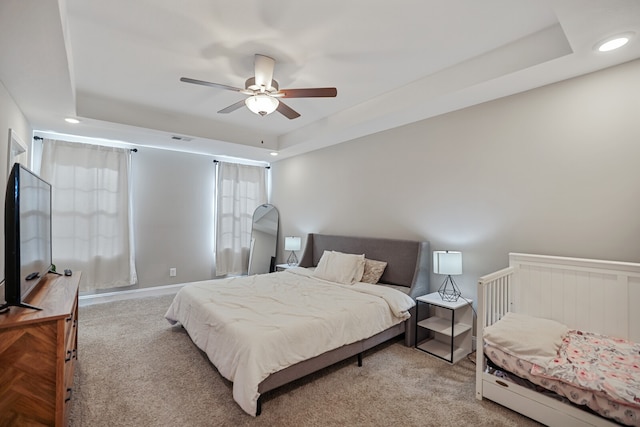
271, 59, 640, 303
2, 60, 639, 299
0, 80, 32, 301
132, 148, 216, 288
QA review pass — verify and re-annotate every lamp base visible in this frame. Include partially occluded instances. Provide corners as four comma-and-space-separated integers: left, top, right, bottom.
437, 275, 462, 302
287, 251, 298, 266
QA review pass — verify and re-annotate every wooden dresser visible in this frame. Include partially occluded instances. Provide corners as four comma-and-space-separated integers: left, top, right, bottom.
0, 272, 80, 426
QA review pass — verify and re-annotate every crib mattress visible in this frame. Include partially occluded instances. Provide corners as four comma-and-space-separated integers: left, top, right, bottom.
485, 343, 640, 426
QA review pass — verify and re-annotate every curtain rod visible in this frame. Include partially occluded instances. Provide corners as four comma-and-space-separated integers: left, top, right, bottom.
33, 136, 138, 152
213, 159, 270, 169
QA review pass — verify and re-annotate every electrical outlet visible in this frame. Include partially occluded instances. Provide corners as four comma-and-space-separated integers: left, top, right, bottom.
169, 268, 176, 277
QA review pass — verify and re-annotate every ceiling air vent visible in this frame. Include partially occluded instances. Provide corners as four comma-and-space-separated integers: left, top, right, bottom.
171, 135, 193, 141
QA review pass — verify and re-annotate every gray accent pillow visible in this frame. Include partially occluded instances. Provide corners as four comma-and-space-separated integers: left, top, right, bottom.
361, 259, 388, 284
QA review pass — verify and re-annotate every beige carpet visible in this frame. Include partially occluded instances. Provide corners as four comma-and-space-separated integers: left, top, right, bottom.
70, 294, 542, 427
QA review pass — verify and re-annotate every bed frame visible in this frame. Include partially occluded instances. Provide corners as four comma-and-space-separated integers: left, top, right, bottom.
475, 253, 640, 427
256, 233, 430, 414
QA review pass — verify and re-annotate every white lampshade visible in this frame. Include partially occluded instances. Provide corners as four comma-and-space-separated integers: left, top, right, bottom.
245, 94, 279, 116
284, 236, 301, 251
433, 251, 462, 275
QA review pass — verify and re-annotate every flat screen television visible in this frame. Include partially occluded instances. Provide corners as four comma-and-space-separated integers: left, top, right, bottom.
1, 163, 52, 312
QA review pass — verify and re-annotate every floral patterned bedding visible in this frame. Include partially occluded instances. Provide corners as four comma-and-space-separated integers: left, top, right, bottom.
531, 330, 640, 407
484, 329, 640, 426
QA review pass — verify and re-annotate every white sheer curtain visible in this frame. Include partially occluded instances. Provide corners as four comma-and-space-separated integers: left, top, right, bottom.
215, 161, 267, 276
39, 139, 137, 291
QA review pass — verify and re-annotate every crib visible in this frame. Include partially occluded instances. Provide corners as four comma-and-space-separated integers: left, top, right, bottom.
475, 253, 640, 427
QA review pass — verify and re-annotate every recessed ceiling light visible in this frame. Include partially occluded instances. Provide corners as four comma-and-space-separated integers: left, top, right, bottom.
595, 32, 634, 52
270, 152, 279, 156
65, 117, 80, 124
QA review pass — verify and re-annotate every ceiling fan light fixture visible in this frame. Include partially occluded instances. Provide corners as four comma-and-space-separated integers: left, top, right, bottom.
245, 94, 279, 116
181, 54, 335, 119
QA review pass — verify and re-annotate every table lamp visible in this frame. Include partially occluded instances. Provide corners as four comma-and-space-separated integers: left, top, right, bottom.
433, 250, 462, 302
285, 236, 301, 266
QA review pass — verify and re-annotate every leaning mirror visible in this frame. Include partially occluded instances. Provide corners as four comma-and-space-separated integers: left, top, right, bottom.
247, 204, 279, 275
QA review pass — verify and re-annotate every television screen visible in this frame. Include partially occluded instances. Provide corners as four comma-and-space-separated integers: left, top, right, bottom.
18, 166, 52, 298
2, 163, 52, 310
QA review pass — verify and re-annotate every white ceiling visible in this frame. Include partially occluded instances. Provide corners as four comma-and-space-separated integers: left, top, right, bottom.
1, 0, 639, 163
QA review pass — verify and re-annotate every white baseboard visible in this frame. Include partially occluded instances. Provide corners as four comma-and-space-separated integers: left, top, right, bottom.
78, 277, 226, 307
78, 283, 186, 307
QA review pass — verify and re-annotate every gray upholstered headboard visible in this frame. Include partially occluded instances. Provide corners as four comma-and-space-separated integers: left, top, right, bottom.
298, 233, 429, 299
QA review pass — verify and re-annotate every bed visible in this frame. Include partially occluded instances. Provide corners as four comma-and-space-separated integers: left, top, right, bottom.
475, 253, 640, 427
165, 233, 430, 416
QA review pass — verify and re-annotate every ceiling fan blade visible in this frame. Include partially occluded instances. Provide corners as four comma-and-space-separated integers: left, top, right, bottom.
218, 99, 246, 114
180, 77, 243, 93
254, 54, 275, 91
279, 87, 337, 98
276, 100, 301, 120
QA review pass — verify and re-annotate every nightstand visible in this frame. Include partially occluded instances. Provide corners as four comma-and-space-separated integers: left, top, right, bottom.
275, 263, 298, 271
415, 292, 473, 364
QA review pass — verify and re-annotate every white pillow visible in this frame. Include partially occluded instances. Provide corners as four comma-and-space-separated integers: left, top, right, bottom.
313, 250, 365, 285
483, 312, 569, 366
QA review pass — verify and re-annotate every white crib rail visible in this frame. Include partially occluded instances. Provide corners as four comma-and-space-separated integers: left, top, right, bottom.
508, 253, 640, 342
478, 266, 513, 328
475, 266, 514, 399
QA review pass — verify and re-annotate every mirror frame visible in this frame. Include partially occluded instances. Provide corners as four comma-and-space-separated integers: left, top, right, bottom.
247, 204, 279, 275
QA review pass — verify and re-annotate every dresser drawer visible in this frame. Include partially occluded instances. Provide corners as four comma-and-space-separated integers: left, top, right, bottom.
63, 361, 75, 427
64, 298, 78, 358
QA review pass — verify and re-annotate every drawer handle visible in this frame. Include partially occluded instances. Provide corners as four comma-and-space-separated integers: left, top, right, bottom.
65, 350, 73, 362
66, 316, 72, 323
65, 388, 73, 403
496, 380, 509, 388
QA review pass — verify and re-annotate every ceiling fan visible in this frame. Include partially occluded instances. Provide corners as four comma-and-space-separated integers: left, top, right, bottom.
180, 54, 337, 120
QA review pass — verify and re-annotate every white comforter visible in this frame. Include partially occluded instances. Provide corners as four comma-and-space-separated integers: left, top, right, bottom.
165, 267, 415, 416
